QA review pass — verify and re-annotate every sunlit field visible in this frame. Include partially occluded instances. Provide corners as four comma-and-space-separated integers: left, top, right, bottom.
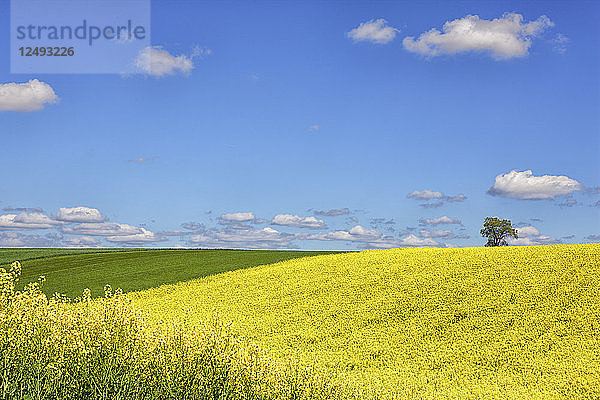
3, 249, 339, 298
131, 244, 600, 399
2, 244, 599, 399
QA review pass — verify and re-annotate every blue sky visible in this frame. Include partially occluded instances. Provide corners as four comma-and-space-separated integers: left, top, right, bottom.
1, 0, 599, 250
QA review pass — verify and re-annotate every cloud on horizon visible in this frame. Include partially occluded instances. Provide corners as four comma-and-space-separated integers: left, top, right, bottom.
419, 216, 462, 226
271, 214, 327, 229
313, 208, 350, 217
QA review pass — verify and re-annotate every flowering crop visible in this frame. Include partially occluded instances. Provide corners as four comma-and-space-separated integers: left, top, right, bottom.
0, 261, 347, 400
131, 244, 600, 399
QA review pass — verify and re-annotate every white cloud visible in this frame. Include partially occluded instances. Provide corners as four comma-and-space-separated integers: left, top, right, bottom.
0, 231, 58, 247
446, 194, 467, 202
509, 225, 559, 246
135, 46, 193, 77
488, 170, 583, 200
420, 216, 461, 225
403, 13, 553, 59
313, 208, 350, 217
407, 190, 444, 200
408, 190, 467, 205
0, 213, 65, 230
302, 225, 382, 242
189, 227, 295, 249
552, 33, 569, 54
419, 229, 453, 238
309, 125, 320, 131
347, 19, 398, 44
517, 226, 540, 237
271, 214, 327, 229
302, 225, 444, 248
64, 236, 101, 247
106, 228, 166, 245
398, 234, 440, 247
508, 235, 558, 246
62, 222, 143, 236
56, 207, 105, 223
348, 225, 382, 239
0, 79, 59, 112
219, 212, 256, 223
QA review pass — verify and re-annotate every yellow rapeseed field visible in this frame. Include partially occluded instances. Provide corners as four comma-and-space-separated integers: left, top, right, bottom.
130, 244, 600, 399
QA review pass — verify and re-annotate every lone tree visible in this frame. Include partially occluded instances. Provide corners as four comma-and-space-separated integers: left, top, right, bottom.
480, 217, 518, 247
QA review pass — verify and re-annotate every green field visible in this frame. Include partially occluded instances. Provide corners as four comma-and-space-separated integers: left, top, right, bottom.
0, 247, 130, 265
5, 248, 339, 298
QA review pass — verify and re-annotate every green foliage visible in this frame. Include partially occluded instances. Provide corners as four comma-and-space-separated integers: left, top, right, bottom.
0, 262, 350, 400
10, 249, 339, 299
480, 216, 518, 246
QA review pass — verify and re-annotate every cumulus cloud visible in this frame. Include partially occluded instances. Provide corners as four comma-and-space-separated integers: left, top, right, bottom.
516, 226, 540, 237
301, 225, 442, 249
487, 170, 583, 200
271, 214, 327, 229
105, 228, 166, 245
2, 207, 44, 213
408, 190, 467, 207
419, 216, 461, 225
181, 222, 205, 231
509, 225, 559, 245
188, 227, 295, 249
0, 231, 59, 247
0, 79, 59, 111
446, 194, 467, 202
64, 236, 101, 247
347, 19, 398, 44
303, 225, 382, 243
407, 190, 444, 200
403, 13, 553, 59
0, 213, 65, 230
135, 46, 193, 77
55, 207, 105, 223
219, 212, 256, 223
313, 208, 350, 217
398, 234, 440, 247
61, 222, 143, 236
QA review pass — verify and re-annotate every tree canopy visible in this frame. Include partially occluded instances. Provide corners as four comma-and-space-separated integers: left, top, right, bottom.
480, 217, 518, 247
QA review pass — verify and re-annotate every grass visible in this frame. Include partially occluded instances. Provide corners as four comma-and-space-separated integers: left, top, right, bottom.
8, 249, 340, 299
0, 248, 129, 265
130, 244, 600, 399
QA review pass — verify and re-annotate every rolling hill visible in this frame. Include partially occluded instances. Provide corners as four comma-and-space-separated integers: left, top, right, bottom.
130, 244, 600, 399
